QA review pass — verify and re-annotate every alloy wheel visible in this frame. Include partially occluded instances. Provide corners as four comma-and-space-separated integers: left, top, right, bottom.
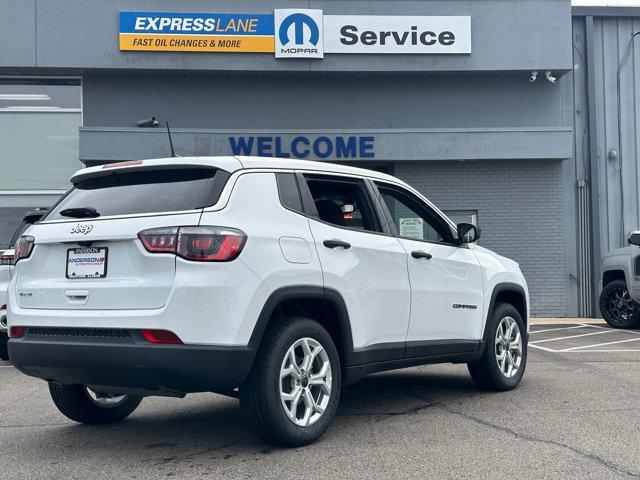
605, 287, 637, 324
279, 337, 332, 427
495, 316, 522, 379
85, 388, 129, 407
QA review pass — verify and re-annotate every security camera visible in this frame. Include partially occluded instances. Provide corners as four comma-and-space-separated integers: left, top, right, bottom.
545, 71, 557, 84
529, 71, 538, 83
137, 117, 159, 128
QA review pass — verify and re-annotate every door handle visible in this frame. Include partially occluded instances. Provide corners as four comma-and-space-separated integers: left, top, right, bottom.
65, 290, 89, 305
323, 239, 351, 250
411, 250, 433, 260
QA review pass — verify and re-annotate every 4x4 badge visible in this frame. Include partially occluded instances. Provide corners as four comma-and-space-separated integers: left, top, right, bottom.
70, 224, 93, 235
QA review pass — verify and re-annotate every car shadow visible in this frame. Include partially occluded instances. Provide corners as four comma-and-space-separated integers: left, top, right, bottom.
28, 367, 485, 464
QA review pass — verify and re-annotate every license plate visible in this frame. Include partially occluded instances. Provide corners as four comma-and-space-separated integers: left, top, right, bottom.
66, 247, 108, 279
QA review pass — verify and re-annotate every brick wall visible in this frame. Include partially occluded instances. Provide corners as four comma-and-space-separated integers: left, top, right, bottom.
394, 159, 566, 317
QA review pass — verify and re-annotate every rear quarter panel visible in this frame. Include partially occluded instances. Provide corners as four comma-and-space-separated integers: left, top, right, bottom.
199, 171, 323, 344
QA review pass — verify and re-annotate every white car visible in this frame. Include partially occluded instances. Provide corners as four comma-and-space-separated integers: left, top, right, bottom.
600, 231, 640, 328
7, 157, 529, 446
0, 209, 48, 360
0, 249, 7, 359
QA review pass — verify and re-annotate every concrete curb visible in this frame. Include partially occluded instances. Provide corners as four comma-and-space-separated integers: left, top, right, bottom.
531, 318, 605, 325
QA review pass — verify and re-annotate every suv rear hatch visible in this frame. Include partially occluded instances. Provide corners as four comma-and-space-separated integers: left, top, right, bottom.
15, 165, 230, 310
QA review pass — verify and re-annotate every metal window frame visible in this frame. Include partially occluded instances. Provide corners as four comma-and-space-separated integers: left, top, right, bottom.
442, 209, 479, 227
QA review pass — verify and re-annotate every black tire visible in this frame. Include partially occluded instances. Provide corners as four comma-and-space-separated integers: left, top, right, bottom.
0, 333, 8, 361
48, 383, 142, 425
467, 303, 527, 391
600, 279, 640, 329
240, 317, 341, 447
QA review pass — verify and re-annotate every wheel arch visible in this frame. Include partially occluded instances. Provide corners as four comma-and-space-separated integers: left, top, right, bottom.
247, 286, 355, 372
602, 269, 627, 288
482, 283, 528, 343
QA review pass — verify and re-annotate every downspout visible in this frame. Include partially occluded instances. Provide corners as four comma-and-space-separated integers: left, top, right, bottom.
585, 16, 602, 316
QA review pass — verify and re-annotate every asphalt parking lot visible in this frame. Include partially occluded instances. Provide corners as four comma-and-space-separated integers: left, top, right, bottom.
3, 319, 640, 479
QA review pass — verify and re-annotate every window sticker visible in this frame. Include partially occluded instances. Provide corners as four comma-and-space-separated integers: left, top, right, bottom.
399, 217, 424, 239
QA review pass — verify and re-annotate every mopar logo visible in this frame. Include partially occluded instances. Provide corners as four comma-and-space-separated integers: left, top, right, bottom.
274, 9, 324, 59
279, 13, 319, 47
70, 224, 93, 235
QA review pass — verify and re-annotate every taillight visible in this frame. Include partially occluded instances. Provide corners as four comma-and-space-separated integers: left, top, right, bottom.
9, 326, 25, 338
13, 236, 35, 264
0, 252, 13, 266
138, 227, 178, 253
138, 226, 246, 262
141, 329, 182, 344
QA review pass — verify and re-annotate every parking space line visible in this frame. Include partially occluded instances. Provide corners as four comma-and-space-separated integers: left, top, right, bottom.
563, 349, 640, 353
529, 329, 613, 344
577, 323, 640, 336
530, 325, 592, 335
528, 343, 561, 352
561, 337, 640, 352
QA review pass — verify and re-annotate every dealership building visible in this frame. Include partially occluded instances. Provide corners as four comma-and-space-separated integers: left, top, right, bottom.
0, 0, 639, 318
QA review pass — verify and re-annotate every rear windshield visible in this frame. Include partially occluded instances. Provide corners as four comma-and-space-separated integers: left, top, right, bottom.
46, 168, 229, 220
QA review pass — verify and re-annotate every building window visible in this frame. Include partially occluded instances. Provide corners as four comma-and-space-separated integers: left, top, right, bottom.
0, 80, 81, 247
444, 210, 479, 227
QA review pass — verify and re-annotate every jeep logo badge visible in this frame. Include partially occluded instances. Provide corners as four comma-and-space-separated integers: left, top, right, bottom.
70, 224, 93, 235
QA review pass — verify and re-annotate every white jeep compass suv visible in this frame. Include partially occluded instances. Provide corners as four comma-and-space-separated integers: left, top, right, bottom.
7, 156, 529, 446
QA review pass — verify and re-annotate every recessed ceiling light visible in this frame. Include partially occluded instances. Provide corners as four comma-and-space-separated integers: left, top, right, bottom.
0, 94, 51, 101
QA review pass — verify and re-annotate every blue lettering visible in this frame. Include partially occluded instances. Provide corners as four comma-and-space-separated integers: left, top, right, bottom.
313, 136, 333, 158
274, 137, 290, 158
291, 136, 310, 158
229, 135, 375, 160
229, 136, 254, 155
257, 136, 273, 157
336, 136, 357, 158
359, 136, 375, 158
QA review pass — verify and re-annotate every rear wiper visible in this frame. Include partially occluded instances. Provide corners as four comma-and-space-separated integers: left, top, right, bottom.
59, 207, 100, 218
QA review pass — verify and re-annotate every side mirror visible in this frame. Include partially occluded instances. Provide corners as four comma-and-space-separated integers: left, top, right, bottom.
457, 223, 480, 244
629, 231, 640, 246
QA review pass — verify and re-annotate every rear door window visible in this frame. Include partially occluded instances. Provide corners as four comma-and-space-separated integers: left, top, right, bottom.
46, 168, 229, 220
303, 175, 380, 233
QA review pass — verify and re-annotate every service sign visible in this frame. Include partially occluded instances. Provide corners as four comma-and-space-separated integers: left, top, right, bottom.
324, 16, 471, 54
119, 12, 275, 52
119, 11, 471, 56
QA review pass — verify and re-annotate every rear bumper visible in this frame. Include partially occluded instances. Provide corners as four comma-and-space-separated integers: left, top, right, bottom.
9, 329, 255, 395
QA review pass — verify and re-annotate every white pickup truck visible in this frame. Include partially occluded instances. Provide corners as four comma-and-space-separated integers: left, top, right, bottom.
600, 231, 640, 328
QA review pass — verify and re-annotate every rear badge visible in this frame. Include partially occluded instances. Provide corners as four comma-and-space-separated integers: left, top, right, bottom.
70, 224, 93, 235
